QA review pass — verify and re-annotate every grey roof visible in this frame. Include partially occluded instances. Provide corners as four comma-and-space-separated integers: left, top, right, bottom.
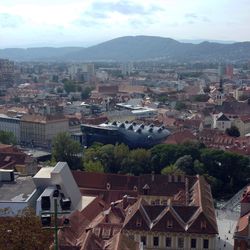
0, 176, 36, 201
217, 114, 230, 122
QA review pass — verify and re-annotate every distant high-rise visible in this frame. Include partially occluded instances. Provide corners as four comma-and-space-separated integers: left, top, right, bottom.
0, 59, 14, 89
226, 64, 234, 79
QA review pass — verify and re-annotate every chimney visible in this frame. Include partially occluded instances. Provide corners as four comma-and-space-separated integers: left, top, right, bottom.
151, 171, 155, 182
123, 195, 128, 209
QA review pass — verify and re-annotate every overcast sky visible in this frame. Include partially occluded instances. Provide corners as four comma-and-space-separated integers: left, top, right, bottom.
0, 0, 249, 48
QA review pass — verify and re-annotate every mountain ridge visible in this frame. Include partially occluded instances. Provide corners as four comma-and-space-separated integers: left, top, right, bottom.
1, 35, 250, 62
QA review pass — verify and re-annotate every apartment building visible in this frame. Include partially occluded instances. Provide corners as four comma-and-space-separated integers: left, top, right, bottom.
20, 114, 69, 148
0, 114, 21, 142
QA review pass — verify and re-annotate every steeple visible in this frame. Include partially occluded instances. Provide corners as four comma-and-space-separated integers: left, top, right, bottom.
218, 77, 223, 93
218, 64, 224, 93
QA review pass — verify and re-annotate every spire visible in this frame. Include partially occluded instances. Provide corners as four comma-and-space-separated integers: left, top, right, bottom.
218, 64, 224, 93
218, 78, 223, 93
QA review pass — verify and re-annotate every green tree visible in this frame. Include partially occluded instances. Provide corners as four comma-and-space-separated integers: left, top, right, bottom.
120, 148, 151, 175
175, 155, 194, 175
226, 126, 240, 137
63, 80, 76, 93
192, 94, 209, 102
175, 101, 187, 111
193, 160, 205, 174
84, 160, 104, 173
161, 164, 183, 175
81, 86, 93, 100
56, 87, 63, 94
52, 132, 82, 169
113, 143, 130, 173
150, 144, 180, 173
0, 130, 17, 145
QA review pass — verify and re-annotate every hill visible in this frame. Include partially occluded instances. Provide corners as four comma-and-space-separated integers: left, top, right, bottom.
1, 36, 250, 62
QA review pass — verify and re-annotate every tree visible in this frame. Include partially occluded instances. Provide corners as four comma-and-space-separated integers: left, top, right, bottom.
81, 86, 93, 100
226, 126, 240, 137
113, 143, 130, 173
203, 85, 210, 94
192, 94, 209, 102
84, 160, 104, 173
120, 149, 151, 175
175, 101, 187, 111
161, 164, 183, 175
63, 80, 76, 93
0, 207, 53, 250
175, 155, 194, 175
52, 132, 82, 169
0, 130, 17, 145
56, 87, 63, 94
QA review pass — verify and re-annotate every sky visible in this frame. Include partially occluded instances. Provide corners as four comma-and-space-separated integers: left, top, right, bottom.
0, 0, 250, 48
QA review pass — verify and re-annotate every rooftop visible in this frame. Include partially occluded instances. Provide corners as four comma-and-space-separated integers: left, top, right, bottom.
0, 176, 36, 201
33, 167, 53, 179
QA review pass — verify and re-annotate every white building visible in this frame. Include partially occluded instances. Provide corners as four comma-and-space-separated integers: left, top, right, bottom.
0, 114, 21, 142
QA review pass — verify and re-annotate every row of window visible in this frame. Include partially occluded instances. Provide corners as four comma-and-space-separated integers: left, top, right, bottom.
140, 235, 209, 249
136, 218, 207, 230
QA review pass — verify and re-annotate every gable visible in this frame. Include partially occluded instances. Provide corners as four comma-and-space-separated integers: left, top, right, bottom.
123, 210, 149, 231
187, 212, 217, 234
152, 209, 185, 232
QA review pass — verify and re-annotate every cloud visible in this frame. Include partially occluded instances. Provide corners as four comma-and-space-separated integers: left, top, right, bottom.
91, 0, 162, 16
0, 13, 23, 28
185, 13, 211, 24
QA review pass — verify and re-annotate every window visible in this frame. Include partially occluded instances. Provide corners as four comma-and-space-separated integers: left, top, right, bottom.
153, 236, 159, 247
92, 227, 101, 237
136, 218, 142, 227
102, 227, 111, 239
203, 239, 209, 249
128, 234, 134, 240
191, 238, 196, 248
166, 237, 172, 248
201, 220, 207, 229
167, 220, 173, 228
141, 236, 147, 246
178, 238, 184, 249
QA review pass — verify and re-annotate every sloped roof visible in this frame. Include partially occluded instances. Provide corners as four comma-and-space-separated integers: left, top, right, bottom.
217, 113, 230, 121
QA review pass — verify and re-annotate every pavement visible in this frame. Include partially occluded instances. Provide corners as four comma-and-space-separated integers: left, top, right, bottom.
215, 209, 239, 250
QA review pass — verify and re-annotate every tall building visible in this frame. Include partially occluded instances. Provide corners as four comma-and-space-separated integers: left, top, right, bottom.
0, 59, 14, 88
226, 64, 234, 79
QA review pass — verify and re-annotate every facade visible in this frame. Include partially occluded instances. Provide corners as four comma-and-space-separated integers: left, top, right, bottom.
20, 115, 69, 148
212, 113, 232, 131
0, 114, 21, 142
81, 121, 170, 148
234, 186, 250, 250
70, 172, 218, 250
233, 116, 250, 136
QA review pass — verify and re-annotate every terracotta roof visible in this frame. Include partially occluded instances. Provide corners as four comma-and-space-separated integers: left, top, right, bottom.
163, 130, 197, 144
104, 232, 140, 250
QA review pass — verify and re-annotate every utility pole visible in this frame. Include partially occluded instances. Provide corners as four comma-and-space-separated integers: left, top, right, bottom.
54, 198, 58, 250
41, 190, 71, 250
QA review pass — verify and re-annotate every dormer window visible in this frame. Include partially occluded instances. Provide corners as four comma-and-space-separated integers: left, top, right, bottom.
106, 182, 111, 190
167, 220, 173, 228
201, 220, 207, 229
136, 218, 142, 227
